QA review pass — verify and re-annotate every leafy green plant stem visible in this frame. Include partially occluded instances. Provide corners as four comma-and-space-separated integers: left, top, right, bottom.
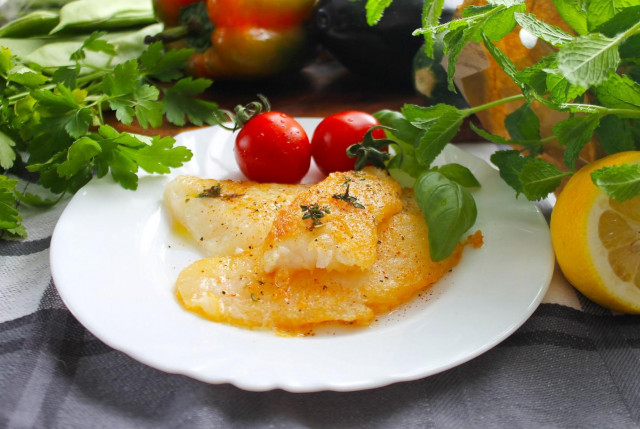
463, 94, 526, 116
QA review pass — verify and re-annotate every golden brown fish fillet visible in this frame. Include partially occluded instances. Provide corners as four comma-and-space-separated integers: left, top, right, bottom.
175, 189, 471, 334
164, 175, 306, 256
262, 167, 403, 272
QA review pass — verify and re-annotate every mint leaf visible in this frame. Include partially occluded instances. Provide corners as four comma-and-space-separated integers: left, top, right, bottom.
595, 74, 640, 113
554, 114, 600, 170
490, 150, 529, 194
365, 0, 393, 26
552, 0, 588, 35
484, 5, 525, 41
436, 163, 481, 188
520, 158, 572, 200
595, 5, 640, 37
403, 104, 464, 166
505, 103, 540, 141
481, 34, 519, 79
591, 163, 640, 202
557, 33, 621, 87
421, 0, 446, 56
514, 12, 574, 47
587, 0, 637, 31
595, 115, 636, 154
470, 122, 542, 155
413, 170, 477, 261
442, 27, 468, 92
545, 69, 587, 103
162, 77, 218, 126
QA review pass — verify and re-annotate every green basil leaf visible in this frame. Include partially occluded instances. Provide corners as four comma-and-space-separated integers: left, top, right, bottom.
435, 163, 481, 188
374, 109, 421, 146
413, 170, 477, 261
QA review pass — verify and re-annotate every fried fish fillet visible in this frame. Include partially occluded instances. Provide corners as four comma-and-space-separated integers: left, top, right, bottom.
164, 175, 306, 256
262, 167, 403, 272
175, 190, 468, 333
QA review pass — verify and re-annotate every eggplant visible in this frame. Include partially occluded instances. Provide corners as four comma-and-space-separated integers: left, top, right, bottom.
313, 0, 430, 84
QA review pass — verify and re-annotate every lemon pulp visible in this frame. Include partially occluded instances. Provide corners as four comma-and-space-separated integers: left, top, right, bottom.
597, 196, 640, 287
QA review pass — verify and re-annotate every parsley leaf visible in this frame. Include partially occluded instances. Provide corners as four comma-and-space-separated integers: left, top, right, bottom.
139, 41, 193, 82
0, 175, 26, 239
162, 77, 218, 126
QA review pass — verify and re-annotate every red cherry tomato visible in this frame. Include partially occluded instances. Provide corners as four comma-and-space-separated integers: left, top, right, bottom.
235, 112, 311, 183
311, 111, 386, 175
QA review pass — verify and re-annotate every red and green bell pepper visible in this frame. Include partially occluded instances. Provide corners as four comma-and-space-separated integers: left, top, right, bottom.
151, 0, 316, 80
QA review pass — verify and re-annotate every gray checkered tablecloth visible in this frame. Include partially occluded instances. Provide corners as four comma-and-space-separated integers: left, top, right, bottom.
2, 150, 640, 429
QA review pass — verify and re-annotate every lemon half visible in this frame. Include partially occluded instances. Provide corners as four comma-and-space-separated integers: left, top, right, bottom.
550, 151, 640, 313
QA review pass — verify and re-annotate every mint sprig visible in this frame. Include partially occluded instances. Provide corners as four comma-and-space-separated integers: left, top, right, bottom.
365, 0, 640, 207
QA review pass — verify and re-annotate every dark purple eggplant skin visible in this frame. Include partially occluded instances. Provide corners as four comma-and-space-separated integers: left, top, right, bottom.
313, 0, 427, 84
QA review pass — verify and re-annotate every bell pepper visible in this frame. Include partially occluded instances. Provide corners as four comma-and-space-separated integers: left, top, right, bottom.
152, 0, 202, 27
151, 0, 316, 80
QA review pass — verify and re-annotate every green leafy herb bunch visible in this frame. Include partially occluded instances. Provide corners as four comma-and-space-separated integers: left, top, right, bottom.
364, 0, 640, 201
0, 33, 220, 239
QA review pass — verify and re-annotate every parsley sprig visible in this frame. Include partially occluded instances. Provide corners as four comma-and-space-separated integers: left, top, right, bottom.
0, 33, 221, 239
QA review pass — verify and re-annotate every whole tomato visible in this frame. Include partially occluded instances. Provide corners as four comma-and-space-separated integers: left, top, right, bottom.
311, 111, 386, 175
235, 112, 311, 183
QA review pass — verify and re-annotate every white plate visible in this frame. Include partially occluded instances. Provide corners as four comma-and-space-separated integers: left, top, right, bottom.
50, 118, 554, 392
